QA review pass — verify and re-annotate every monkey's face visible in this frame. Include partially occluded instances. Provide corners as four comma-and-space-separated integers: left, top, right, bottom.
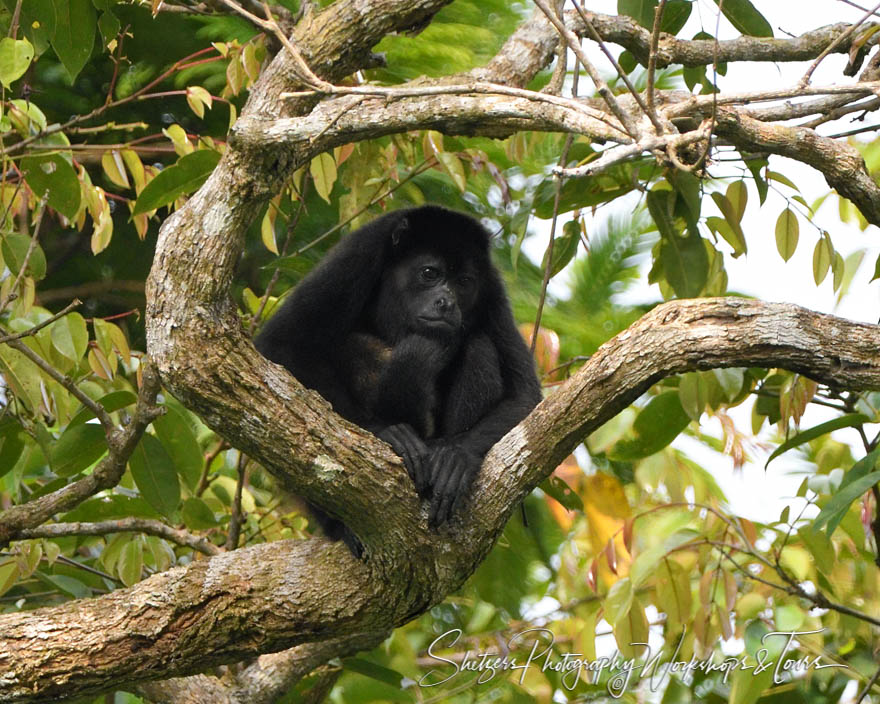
378, 249, 480, 341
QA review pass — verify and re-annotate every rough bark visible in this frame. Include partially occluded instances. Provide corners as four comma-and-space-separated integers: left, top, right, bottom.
2, 298, 880, 702
4, 0, 880, 701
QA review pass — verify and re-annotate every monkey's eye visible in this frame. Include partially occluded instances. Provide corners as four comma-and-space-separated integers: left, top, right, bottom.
420, 266, 441, 282
458, 274, 475, 287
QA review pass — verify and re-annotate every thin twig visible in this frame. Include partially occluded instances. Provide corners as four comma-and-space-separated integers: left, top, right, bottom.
555, 123, 712, 178
0, 194, 48, 314
567, 0, 663, 133
801, 0, 880, 85
0, 331, 115, 431
531, 136, 574, 355
20, 518, 221, 556
857, 663, 880, 703
533, 0, 640, 138
216, 0, 328, 90
646, 0, 667, 120
249, 193, 307, 334
664, 79, 880, 118
0, 300, 82, 344
225, 454, 248, 550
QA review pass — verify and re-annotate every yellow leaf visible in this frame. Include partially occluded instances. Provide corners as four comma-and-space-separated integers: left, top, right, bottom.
162, 124, 193, 156
90, 207, 113, 254
101, 150, 129, 189
261, 199, 279, 254
186, 86, 212, 119
121, 149, 146, 193
583, 473, 631, 581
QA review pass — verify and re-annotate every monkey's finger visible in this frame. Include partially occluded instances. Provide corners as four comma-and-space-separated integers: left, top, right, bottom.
429, 461, 461, 526
380, 424, 429, 492
428, 446, 454, 487
449, 465, 478, 517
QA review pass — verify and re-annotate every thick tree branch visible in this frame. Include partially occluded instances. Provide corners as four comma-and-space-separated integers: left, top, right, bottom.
577, 13, 879, 67
712, 110, 880, 225
4, 298, 880, 701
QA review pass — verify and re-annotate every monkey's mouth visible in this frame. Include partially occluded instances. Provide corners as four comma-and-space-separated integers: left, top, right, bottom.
418, 316, 457, 330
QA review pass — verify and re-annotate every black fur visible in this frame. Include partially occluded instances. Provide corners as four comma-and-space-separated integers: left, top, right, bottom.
255, 206, 541, 550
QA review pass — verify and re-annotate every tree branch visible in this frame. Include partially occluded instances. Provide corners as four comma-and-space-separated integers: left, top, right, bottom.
0, 362, 164, 546
4, 298, 880, 701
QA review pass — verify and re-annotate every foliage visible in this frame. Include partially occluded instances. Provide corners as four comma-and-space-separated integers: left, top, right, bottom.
0, 0, 879, 703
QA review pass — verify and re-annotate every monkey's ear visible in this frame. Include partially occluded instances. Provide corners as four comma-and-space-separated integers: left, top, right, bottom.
390, 216, 409, 246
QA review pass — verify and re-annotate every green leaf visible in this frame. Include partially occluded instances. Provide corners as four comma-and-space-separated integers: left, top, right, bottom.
61, 495, 159, 523
0, 429, 24, 480
812, 235, 833, 285
20, 153, 81, 220
0, 346, 43, 412
50, 423, 107, 477
153, 407, 204, 491
541, 219, 580, 278
69, 390, 137, 427
1, 232, 47, 280
539, 474, 584, 512
711, 191, 740, 225
678, 372, 708, 421
610, 391, 691, 460
767, 170, 800, 191
118, 539, 144, 586
655, 560, 692, 628
630, 529, 698, 587
660, 0, 691, 34
814, 471, 880, 535
618, 0, 657, 29
832, 250, 845, 292
436, 151, 467, 192
604, 577, 634, 625
797, 526, 834, 575
0, 560, 17, 597
745, 157, 769, 204
50, 312, 89, 363
182, 497, 218, 530
765, 414, 869, 468
813, 448, 880, 534
132, 150, 221, 215
713, 0, 772, 37
310, 152, 337, 204
659, 231, 708, 298
774, 208, 799, 262
647, 188, 709, 297
129, 434, 180, 518
713, 367, 745, 401
0, 38, 34, 88
726, 180, 748, 221
50, 0, 96, 81
97, 10, 121, 47
706, 215, 746, 257
35, 573, 90, 599
342, 658, 406, 687
728, 656, 775, 704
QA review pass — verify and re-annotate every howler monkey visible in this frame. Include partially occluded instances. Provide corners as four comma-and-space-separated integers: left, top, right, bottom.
255, 205, 541, 548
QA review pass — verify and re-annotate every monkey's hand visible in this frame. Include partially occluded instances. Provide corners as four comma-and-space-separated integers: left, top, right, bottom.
426, 444, 481, 527
378, 423, 431, 495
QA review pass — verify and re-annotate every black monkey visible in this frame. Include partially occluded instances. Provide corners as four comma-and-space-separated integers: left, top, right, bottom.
255, 205, 541, 546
